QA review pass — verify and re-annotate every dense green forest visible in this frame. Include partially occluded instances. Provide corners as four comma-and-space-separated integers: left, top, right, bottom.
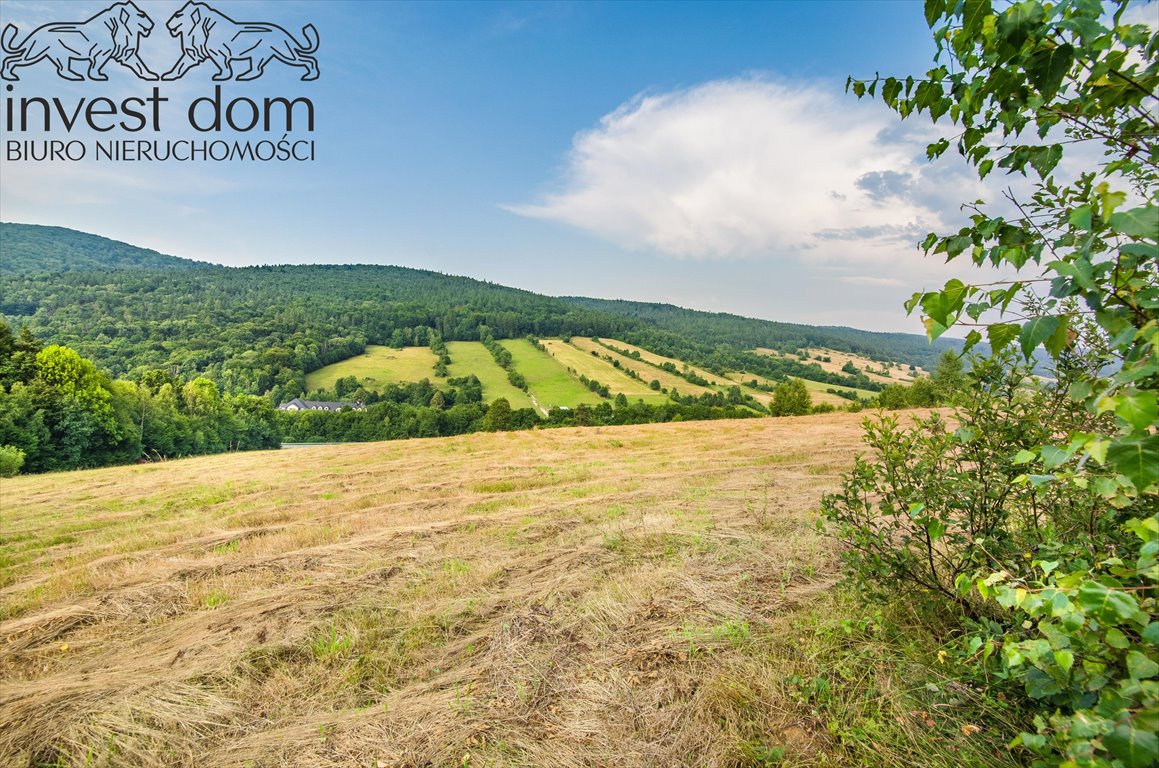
0, 322, 279, 475
1, 224, 212, 274
0, 323, 767, 474
0, 223, 953, 403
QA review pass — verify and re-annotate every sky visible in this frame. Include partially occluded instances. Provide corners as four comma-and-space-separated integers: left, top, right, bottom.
1, 0, 1150, 333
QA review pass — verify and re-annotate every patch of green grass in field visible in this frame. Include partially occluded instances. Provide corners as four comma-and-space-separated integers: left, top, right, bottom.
305, 346, 438, 392
497, 340, 603, 410
540, 340, 659, 400
445, 342, 535, 410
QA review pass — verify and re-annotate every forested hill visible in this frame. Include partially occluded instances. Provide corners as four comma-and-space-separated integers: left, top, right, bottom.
1, 224, 951, 399
562, 296, 959, 370
1, 223, 212, 274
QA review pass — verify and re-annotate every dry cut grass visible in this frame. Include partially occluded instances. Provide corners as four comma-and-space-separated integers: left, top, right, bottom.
0, 414, 1015, 768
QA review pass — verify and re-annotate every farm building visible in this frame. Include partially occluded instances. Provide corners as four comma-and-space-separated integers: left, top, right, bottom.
277, 398, 366, 412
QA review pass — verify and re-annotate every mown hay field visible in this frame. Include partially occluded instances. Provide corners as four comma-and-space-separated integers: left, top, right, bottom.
593, 339, 727, 390
571, 339, 716, 398
753, 348, 924, 386
1, 413, 1012, 768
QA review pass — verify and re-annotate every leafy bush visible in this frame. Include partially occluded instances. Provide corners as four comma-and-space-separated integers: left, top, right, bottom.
831, 0, 1158, 765
0, 444, 24, 477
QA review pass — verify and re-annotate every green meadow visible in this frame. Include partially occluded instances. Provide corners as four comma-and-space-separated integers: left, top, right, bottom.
304, 345, 438, 392
498, 339, 603, 409
445, 341, 536, 410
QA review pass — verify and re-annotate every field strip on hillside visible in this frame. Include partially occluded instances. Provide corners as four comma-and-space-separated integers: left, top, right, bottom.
0, 414, 907, 767
721, 372, 776, 405
570, 338, 717, 397
497, 339, 603, 410
754, 347, 922, 386
794, 376, 877, 404
445, 342, 536, 410
596, 338, 729, 389
539, 339, 658, 399
304, 346, 438, 392
724, 372, 876, 407
800, 348, 918, 383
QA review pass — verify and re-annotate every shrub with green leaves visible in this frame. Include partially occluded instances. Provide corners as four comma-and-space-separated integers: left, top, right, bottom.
0, 444, 24, 477
829, 0, 1158, 765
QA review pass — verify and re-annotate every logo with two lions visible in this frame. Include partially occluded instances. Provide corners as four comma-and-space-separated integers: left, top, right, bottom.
1, 1, 319, 82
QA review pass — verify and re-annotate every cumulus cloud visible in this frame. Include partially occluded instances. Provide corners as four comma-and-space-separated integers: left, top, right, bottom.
507, 77, 986, 273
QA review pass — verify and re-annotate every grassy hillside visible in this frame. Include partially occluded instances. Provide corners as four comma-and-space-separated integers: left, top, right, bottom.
497, 339, 603, 411
301, 336, 886, 415
445, 341, 536, 410
541, 339, 662, 400
1, 225, 949, 399
0, 415, 1014, 767
304, 345, 439, 392
563, 296, 960, 370
757, 347, 927, 385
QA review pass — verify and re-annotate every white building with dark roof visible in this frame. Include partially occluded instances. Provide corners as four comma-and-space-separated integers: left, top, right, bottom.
277, 398, 366, 412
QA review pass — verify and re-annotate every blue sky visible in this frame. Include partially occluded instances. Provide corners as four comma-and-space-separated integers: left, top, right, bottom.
3, 0, 1135, 332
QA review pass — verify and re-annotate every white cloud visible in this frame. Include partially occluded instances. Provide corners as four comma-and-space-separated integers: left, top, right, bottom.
507, 77, 987, 273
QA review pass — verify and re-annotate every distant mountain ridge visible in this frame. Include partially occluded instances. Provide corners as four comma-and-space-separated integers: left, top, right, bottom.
0, 223, 211, 274
559, 296, 957, 361
0, 224, 956, 394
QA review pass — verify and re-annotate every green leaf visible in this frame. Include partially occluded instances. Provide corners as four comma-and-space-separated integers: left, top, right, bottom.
1016, 731, 1047, 751
1126, 650, 1158, 680
1040, 444, 1071, 469
1105, 725, 1159, 768
1026, 44, 1074, 99
1108, 206, 1159, 240
1052, 649, 1074, 672
996, 0, 1044, 49
1105, 627, 1129, 649
1115, 391, 1159, 433
882, 77, 902, 105
1014, 448, 1037, 464
1019, 316, 1061, 359
1143, 623, 1159, 646
1077, 581, 1139, 623
1106, 436, 1159, 492
1043, 314, 1071, 357
924, 0, 946, 27
1068, 206, 1093, 230
988, 323, 1020, 353
962, 0, 992, 37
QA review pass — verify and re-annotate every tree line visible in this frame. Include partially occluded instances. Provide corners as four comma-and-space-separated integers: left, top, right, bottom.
0, 321, 279, 475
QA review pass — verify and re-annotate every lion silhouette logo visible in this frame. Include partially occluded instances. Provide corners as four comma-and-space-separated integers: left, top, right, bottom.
162, 2, 319, 81
1, 1, 159, 81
